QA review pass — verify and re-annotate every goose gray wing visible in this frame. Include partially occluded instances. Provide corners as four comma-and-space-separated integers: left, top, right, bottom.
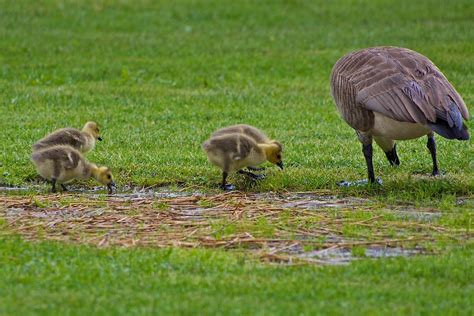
349, 47, 469, 140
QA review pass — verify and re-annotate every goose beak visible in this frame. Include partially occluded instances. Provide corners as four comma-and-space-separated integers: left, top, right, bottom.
107, 181, 116, 194
277, 162, 284, 170
98, 137, 103, 141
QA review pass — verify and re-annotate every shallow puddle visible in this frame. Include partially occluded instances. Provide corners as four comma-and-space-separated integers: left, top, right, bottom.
298, 246, 425, 265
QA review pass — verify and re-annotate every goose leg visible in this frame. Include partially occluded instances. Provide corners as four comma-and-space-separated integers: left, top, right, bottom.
362, 143, 376, 183
385, 143, 400, 166
238, 170, 265, 180
358, 133, 377, 183
61, 184, 68, 191
374, 136, 399, 166
337, 134, 381, 186
51, 178, 57, 193
220, 171, 235, 191
427, 133, 439, 176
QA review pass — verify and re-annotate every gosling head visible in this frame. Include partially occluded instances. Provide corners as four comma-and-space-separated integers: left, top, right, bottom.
94, 166, 116, 194
262, 141, 284, 169
83, 121, 102, 141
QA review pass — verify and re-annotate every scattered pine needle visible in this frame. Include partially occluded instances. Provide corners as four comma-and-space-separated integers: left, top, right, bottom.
0, 192, 471, 265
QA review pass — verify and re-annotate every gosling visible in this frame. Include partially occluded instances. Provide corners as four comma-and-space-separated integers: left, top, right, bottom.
31, 145, 115, 193
211, 124, 271, 171
32, 121, 102, 154
202, 133, 283, 190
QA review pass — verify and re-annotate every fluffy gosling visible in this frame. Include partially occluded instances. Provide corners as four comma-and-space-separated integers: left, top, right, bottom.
211, 124, 271, 171
202, 133, 283, 190
32, 145, 115, 193
33, 121, 102, 154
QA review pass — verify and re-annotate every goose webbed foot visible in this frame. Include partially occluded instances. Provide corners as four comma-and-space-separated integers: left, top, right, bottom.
337, 178, 383, 187
220, 184, 236, 191
430, 170, 445, 177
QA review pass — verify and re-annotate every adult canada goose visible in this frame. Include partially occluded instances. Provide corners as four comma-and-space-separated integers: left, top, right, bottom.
32, 121, 102, 154
330, 46, 470, 183
202, 133, 283, 190
32, 145, 115, 193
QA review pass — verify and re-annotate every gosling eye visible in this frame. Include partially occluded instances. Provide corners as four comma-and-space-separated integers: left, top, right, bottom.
107, 175, 111, 179
276, 154, 281, 159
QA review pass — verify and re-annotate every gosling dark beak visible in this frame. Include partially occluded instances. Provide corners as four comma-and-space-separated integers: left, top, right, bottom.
107, 181, 116, 194
98, 137, 103, 141
277, 162, 284, 170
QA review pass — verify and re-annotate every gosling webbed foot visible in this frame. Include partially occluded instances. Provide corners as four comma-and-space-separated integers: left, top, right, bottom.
219, 171, 234, 191
238, 170, 266, 181
107, 181, 116, 194
251, 174, 266, 181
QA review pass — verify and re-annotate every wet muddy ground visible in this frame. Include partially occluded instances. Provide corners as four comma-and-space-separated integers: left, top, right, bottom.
0, 186, 472, 265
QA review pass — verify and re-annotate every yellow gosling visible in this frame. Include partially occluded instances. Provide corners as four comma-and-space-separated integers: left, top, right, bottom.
202, 133, 283, 190
32, 145, 115, 193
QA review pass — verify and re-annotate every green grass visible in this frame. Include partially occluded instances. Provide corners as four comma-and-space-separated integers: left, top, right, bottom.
0, 236, 473, 316
1, 0, 473, 314
0, 0, 473, 199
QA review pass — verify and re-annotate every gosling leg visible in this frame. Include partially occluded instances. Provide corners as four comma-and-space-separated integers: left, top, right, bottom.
220, 171, 235, 191
51, 178, 57, 193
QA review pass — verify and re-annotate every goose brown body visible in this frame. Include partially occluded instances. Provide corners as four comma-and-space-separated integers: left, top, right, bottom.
331, 46, 469, 140
330, 46, 470, 183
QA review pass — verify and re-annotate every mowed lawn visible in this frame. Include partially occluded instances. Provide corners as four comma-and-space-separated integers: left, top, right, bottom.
0, 0, 473, 315
0, 237, 473, 316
